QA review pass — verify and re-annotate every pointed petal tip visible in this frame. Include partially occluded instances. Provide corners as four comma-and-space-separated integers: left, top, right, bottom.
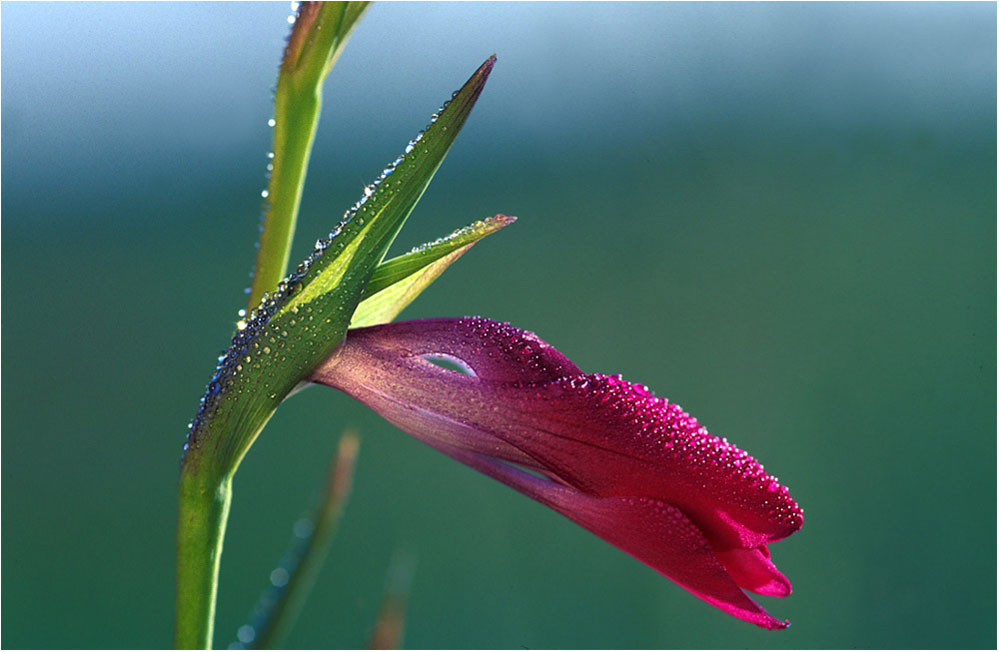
755, 578, 792, 598
716, 547, 793, 598
760, 567, 793, 598
721, 605, 787, 630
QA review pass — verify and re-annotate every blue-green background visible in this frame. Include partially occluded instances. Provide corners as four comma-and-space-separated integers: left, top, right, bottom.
2, 2, 995, 648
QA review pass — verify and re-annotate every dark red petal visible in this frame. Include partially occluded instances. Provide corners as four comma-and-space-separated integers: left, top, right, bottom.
491, 373, 804, 549
420, 439, 789, 630
315, 317, 803, 549
715, 547, 792, 597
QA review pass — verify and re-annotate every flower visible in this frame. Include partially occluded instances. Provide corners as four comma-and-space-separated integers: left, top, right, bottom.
310, 317, 804, 629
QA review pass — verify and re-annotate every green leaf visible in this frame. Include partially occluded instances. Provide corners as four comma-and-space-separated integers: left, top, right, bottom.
351, 214, 516, 328
184, 54, 495, 477
176, 56, 496, 650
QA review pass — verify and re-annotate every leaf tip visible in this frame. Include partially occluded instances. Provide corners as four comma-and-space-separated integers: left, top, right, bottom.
492, 213, 517, 226
465, 55, 497, 95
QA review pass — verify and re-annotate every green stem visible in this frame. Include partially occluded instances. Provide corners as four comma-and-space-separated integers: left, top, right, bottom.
175, 21, 493, 646
174, 6, 369, 648
247, 1, 371, 311
175, 469, 234, 649
249, 87, 317, 311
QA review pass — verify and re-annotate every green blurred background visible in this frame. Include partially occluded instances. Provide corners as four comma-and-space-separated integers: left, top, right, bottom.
2, 2, 995, 648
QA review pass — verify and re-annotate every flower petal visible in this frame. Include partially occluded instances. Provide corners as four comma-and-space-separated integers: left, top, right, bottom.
336, 317, 581, 382
313, 317, 803, 550
416, 438, 789, 630
715, 547, 793, 597
314, 318, 572, 470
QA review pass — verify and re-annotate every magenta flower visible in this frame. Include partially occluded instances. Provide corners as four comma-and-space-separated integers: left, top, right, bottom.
311, 317, 804, 629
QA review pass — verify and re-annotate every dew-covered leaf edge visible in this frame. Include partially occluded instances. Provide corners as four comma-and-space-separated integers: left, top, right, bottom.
182, 55, 496, 476
351, 214, 516, 327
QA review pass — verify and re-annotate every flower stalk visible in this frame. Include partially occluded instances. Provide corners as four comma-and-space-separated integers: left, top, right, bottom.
176, 472, 235, 649
248, 1, 370, 311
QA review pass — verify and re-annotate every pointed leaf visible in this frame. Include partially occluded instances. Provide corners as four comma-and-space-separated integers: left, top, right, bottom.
182, 56, 496, 478
351, 214, 516, 328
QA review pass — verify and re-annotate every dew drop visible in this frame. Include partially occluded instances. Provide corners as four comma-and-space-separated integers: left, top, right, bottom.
236, 625, 255, 644
270, 567, 290, 587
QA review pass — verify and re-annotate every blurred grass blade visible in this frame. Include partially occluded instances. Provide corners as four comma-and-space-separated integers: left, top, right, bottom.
367, 552, 418, 650
249, 1, 371, 311
232, 432, 360, 650
176, 57, 496, 650
351, 214, 516, 328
